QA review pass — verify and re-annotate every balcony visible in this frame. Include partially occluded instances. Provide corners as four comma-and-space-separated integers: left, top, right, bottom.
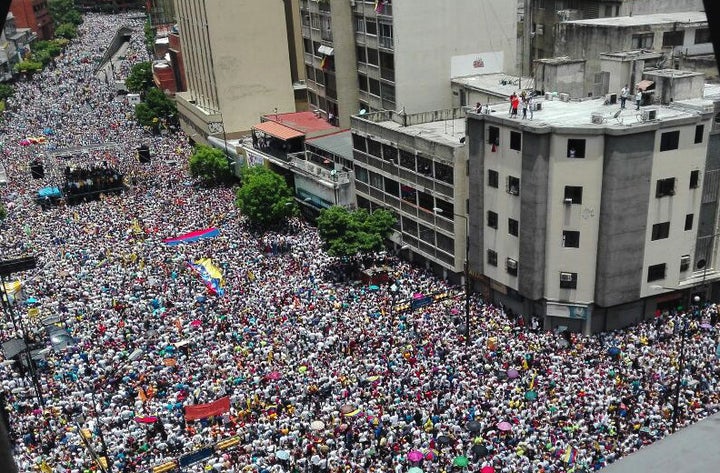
378, 36, 394, 50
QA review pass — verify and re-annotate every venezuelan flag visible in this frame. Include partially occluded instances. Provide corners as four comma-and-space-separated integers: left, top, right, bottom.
187, 258, 225, 296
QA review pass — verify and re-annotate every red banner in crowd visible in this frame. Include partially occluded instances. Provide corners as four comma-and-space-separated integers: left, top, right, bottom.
184, 396, 231, 421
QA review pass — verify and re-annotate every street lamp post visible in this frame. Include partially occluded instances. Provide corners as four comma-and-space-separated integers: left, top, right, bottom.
434, 208, 471, 346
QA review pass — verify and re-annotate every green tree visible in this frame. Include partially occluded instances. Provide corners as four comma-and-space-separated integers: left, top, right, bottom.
134, 88, 175, 126
144, 19, 156, 55
0, 84, 14, 101
189, 145, 234, 185
54, 23, 78, 40
34, 40, 63, 58
125, 62, 154, 94
134, 102, 156, 127
15, 60, 43, 74
49, 0, 82, 26
235, 166, 295, 228
317, 207, 396, 257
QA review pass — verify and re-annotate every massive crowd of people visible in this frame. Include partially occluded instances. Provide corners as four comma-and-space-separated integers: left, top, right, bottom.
0, 13, 719, 473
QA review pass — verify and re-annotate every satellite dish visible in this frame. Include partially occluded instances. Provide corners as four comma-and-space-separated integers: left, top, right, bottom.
359, 109, 367, 115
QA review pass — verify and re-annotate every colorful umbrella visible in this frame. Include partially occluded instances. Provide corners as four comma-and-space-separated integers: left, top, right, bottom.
471, 444, 489, 457
266, 371, 282, 381
436, 435, 451, 446
496, 421, 512, 432
467, 420, 481, 432
607, 346, 621, 357
525, 390, 538, 401
453, 456, 469, 468
481, 467, 495, 473
134, 416, 157, 424
310, 420, 325, 431
340, 404, 356, 415
507, 369, 520, 379
275, 450, 290, 460
190, 319, 202, 327
407, 450, 424, 462
343, 408, 362, 417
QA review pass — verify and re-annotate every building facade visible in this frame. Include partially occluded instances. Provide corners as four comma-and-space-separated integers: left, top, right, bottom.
146, 0, 175, 28
301, 0, 517, 128
466, 84, 718, 333
524, 0, 704, 70
350, 108, 469, 278
9, 0, 52, 41
0, 13, 35, 81
174, 0, 298, 144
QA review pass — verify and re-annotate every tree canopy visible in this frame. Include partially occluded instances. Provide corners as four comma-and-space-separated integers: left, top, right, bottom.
189, 144, 234, 186
317, 207, 396, 257
235, 166, 295, 228
15, 60, 43, 74
134, 88, 175, 127
49, 0, 83, 27
0, 84, 14, 101
125, 62, 154, 94
54, 22, 78, 40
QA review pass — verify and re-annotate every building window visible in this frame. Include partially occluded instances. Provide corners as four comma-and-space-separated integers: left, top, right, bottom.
352, 133, 366, 152
399, 149, 414, 169
660, 131, 680, 151
506, 176, 520, 195
434, 162, 453, 184
631, 33, 653, 49
695, 124, 704, 144
662, 30, 684, 47
562, 230, 580, 248
567, 139, 586, 158
354, 16, 365, 32
685, 213, 694, 231
689, 170, 700, 189
487, 211, 498, 229
355, 166, 368, 183
384, 177, 399, 196
358, 73, 368, 92
488, 169, 499, 188
559, 272, 577, 289
655, 177, 676, 198
367, 48, 379, 66
564, 186, 583, 204
356, 46, 366, 64
508, 218, 519, 237
367, 139, 381, 158
488, 126, 499, 145
695, 27, 712, 44
651, 222, 670, 241
647, 263, 666, 282
369, 78, 380, 96
506, 258, 518, 276
365, 19, 377, 36
369, 171, 383, 189
680, 254, 691, 272
510, 131, 522, 151
487, 249, 498, 267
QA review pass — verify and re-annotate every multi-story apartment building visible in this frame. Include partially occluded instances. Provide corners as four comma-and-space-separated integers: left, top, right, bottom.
466, 72, 718, 333
0, 13, 35, 82
9, 0, 52, 41
350, 108, 469, 278
146, 0, 175, 28
301, 0, 517, 128
173, 0, 303, 144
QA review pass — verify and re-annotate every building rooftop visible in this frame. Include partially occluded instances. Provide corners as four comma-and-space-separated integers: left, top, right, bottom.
566, 11, 707, 27
452, 73, 535, 100
477, 96, 710, 130
600, 50, 664, 61
377, 118, 467, 148
262, 111, 338, 139
644, 68, 705, 79
306, 130, 353, 160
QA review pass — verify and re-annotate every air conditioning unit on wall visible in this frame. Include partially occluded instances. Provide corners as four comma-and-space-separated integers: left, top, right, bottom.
642, 108, 658, 121
560, 272, 574, 282
559, 93, 570, 102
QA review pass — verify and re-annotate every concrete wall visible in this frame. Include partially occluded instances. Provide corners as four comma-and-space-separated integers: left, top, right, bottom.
330, 0, 359, 129
595, 131, 654, 307
467, 116, 485, 279
393, 0, 517, 114
535, 61, 586, 97
619, 0, 704, 16
544, 133, 604, 305
518, 132, 550, 300
206, 0, 295, 133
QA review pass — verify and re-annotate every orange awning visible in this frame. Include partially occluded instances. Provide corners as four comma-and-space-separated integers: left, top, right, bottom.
252, 121, 304, 141
637, 80, 654, 91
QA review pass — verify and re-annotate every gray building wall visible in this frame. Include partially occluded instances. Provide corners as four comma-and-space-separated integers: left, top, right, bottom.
467, 117, 485, 281
595, 131, 655, 307
518, 132, 550, 300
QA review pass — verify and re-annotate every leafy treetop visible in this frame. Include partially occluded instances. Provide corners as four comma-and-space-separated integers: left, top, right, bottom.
317, 207, 396, 257
235, 166, 296, 229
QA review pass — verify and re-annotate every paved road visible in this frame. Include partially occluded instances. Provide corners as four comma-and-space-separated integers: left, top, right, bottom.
601, 412, 720, 473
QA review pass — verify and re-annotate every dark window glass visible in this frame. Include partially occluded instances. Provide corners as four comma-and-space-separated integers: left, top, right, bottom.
488, 169, 499, 188
567, 139, 586, 158
647, 263, 666, 282
367, 139, 381, 158
660, 131, 680, 151
695, 124, 704, 144
369, 78, 380, 96
487, 211, 498, 229
508, 218, 519, 237
564, 186, 583, 204
366, 19, 377, 35
662, 30, 684, 47
488, 126, 499, 145
416, 155, 432, 176
417, 191, 434, 211
562, 230, 580, 248
382, 144, 397, 162
651, 222, 670, 241
399, 149, 414, 169
352, 134, 366, 152
384, 177, 399, 197
506, 176, 520, 195
434, 162, 453, 184
695, 28, 711, 44
690, 170, 700, 189
367, 48, 378, 66
685, 214, 694, 231
656, 178, 676, 198
510, 131, 522, 151
487, 249, 498, 266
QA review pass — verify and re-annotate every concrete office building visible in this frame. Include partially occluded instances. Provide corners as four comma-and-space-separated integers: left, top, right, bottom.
465, 73, 719, 333
301, 0, 516, 128
174, 0, 304, 144
554, 11, 712, 94
350, 108, 469, 278
523, 0, 703, 70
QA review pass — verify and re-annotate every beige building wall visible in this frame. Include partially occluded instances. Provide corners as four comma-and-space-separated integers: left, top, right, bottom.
175, 0, 296, 137
392, 0, 517, 114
